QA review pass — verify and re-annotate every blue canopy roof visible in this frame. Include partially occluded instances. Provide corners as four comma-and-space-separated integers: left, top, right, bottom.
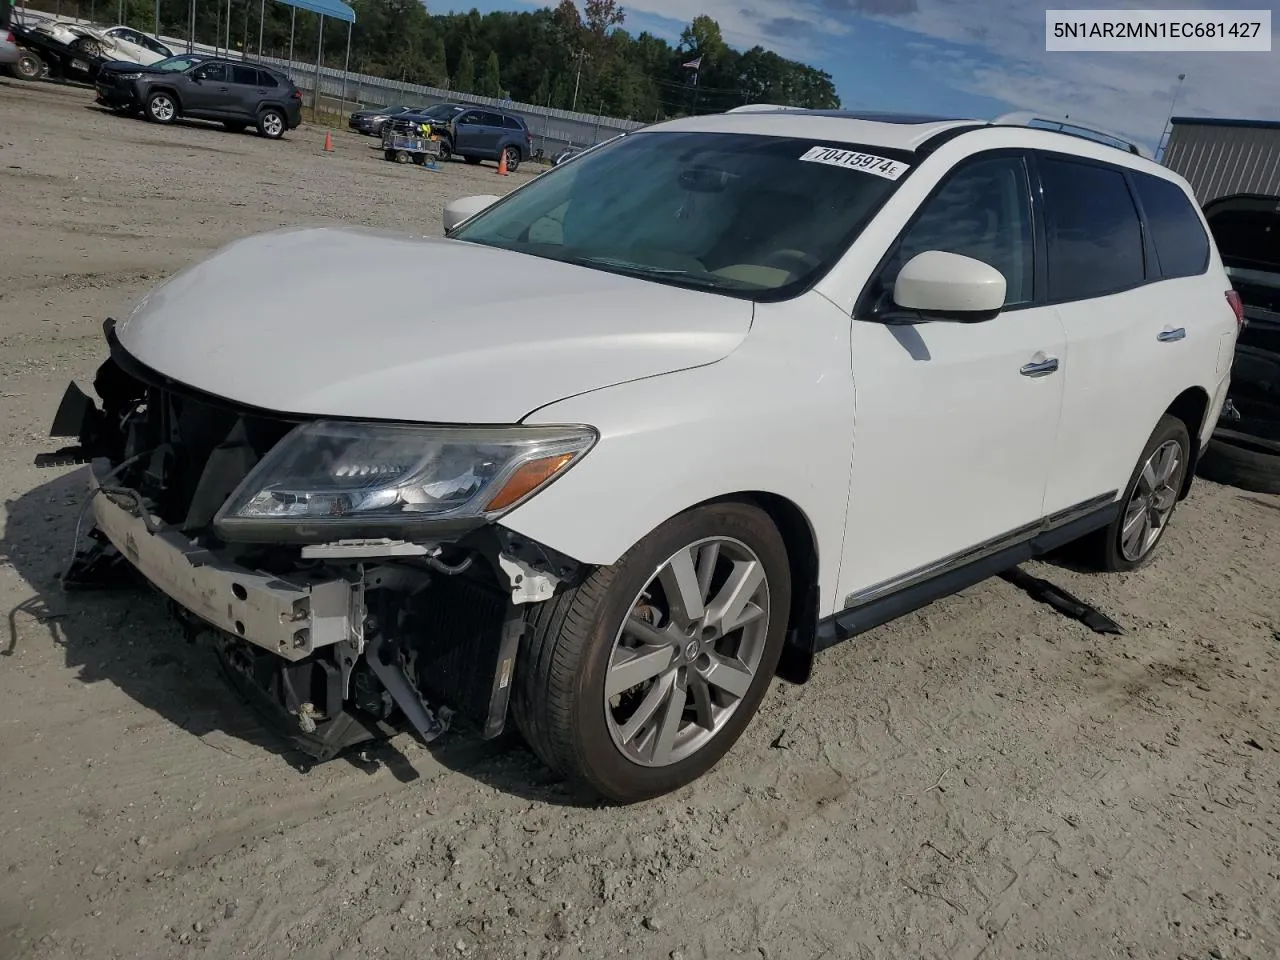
279, 0, 355, 24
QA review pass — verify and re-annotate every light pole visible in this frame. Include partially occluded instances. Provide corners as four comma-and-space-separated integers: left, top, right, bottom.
571, 49, 585, 112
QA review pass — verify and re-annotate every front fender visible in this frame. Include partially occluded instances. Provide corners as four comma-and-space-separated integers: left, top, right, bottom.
502, 292, 857, 619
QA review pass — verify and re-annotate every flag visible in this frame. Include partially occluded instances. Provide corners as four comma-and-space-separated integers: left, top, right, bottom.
682, 56, 702, 70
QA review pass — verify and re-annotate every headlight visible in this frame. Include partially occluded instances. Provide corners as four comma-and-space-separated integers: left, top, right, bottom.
212, 421, 597, 543
118, 72, 143, 80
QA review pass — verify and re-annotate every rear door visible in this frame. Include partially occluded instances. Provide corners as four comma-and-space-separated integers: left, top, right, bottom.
229, 63, 266, 119
1037, 153, 1224, 517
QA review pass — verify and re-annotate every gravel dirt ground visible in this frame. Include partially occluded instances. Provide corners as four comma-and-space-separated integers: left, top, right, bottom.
2, 78, 1280, 960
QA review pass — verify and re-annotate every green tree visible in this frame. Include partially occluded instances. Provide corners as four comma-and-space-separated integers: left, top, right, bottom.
453, 45, 476, 93
478, 50, 502, 97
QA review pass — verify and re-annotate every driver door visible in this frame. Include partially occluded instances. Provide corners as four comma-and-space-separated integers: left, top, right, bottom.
836, 151, 1069, 606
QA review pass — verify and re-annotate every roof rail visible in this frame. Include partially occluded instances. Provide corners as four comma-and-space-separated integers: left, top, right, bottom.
991, 111, 1151, 159
724, 103, 810, 114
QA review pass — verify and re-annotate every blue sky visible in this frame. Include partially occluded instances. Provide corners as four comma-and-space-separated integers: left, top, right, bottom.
437, 0, 1279, 153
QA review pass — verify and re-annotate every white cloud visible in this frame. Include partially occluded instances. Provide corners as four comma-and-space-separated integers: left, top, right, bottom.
615, 0, 1280, 149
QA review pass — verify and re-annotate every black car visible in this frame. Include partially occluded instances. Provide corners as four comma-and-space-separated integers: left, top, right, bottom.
387, 102, 533, 171
96, 55, 303, 139
347, 103, 417, 136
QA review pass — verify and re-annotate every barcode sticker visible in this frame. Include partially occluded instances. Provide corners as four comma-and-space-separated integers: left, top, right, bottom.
799, 146, 910, 180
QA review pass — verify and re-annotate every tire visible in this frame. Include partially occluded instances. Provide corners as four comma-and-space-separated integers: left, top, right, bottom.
1078, 414, 1191, 572
145, 90, 178, 124
256, 108, 286, 139
383, 149, 396, 161
1197, 433, 1280, 494
511, 501, 791, 804
70, 36, 104, 60
13, 51, 43, 81
502, 144, 521, 173
222, 121, 247, 133
437, 139, 452, 162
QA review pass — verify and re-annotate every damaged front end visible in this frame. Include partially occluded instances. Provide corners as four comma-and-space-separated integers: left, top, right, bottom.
38, 321, 592, 761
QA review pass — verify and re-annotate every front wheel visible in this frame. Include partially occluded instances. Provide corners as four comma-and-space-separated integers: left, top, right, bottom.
1082, 413, 1191, 572
512, 502, 791, 803
145, 90, 177, 124
256, 108, 285, 139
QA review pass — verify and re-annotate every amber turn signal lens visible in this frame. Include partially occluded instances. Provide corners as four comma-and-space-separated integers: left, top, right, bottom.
485, 453, 577, 511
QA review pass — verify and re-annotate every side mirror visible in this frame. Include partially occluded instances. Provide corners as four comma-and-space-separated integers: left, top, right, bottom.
442, 194, 501, 232
892, 250, 1006, 320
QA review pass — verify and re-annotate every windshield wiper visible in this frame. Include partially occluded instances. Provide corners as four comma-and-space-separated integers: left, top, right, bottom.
563, 254, 750, 288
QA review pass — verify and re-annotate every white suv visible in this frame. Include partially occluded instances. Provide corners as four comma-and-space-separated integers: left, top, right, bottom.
42, 109, 1242, 803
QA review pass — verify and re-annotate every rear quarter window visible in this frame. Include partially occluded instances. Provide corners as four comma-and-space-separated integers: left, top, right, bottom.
1131, 172, 1210, 279
1039, 155, 1146, 302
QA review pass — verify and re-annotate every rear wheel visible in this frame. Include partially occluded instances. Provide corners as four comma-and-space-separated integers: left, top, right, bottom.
145, 91, 177, 124
1078, 414, 1191, 572
502, 144, 521, 172
13, 51, 44, 81
256, 108, 286, 139
512, 502, 790, 804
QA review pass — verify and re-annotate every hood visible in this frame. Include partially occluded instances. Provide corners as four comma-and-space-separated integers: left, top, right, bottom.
114, 227, 753, 423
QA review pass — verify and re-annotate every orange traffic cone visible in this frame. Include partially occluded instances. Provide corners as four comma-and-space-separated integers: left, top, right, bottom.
496, 149, 508, 176
323, 131, 334, 153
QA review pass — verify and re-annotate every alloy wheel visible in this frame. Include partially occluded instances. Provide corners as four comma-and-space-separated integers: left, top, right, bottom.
262, 113, 283, 137
1119, 438, 1184, 561
604, 536, 771, 768
150, 95, 174, 121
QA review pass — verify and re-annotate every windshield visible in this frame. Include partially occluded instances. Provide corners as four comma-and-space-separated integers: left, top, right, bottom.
422, 104, 463, 121
155, 56, 202, 71
449, 130, 912, 298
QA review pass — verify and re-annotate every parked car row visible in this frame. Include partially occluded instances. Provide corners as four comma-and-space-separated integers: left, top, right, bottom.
352, 101, 535, 172
94, 53, 303, 138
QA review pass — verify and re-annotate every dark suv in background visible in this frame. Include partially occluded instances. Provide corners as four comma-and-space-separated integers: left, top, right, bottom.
388, 102, 533, 171
96, 55, 303, 139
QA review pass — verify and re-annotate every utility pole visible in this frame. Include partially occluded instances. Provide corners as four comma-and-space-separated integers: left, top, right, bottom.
571, 48, 584, 111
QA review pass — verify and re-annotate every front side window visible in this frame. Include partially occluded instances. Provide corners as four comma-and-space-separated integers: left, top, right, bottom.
195, 63, 229, 83
1040, 156, 1146, 301
450, 131, 910, 298
882, 154, 1035, 308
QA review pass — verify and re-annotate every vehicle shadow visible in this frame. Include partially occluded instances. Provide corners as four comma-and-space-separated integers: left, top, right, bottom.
1, 467, 593, 807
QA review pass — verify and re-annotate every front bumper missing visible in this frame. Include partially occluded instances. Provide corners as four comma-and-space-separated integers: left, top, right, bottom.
86, 458, 360, 663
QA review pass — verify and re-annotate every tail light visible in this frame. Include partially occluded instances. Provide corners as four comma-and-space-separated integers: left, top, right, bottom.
292, 89, 302, 100
4, 31, 14, 43
1226, 289, 1245, 331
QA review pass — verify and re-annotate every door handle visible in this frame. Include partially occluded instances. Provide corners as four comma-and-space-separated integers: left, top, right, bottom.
1020, 358, 1059, 378
1157, 327, 1186, 342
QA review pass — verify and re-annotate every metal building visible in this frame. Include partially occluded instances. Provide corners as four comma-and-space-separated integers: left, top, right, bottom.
1161, 117, 1280, 205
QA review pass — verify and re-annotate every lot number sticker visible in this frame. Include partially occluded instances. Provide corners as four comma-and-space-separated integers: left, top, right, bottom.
799, 146, 910, 180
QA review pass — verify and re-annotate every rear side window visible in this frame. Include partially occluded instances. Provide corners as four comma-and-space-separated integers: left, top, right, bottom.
481, 112, 504, 127
1131, 172, 1209, 279
256, 70, 279, 87
1039, 156, 1146, 301
231, 65, 259, 85
502, 115, 522, 130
